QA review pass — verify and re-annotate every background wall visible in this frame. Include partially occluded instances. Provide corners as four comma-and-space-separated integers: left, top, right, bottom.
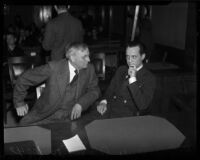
152, 3, 188, 50
4, 5, 34, 28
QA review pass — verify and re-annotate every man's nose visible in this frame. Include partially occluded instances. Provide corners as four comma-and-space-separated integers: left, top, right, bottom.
127, 58, 132, 63
86, 57, 90, 62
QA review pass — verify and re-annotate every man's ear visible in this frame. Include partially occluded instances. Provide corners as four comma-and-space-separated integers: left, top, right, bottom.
70, 52, 76, 62
141, 53, 146, 61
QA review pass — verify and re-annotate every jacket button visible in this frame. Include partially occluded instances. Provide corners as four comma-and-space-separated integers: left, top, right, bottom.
124, 100, 127, 104
113, 96, 116, 99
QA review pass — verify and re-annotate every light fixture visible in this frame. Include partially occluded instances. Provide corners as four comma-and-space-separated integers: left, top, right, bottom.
4, 4, 10, 15
39, 6, 52, 23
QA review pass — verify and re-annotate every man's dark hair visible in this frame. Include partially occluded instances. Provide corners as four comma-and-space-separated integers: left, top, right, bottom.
126, 40, 146, 55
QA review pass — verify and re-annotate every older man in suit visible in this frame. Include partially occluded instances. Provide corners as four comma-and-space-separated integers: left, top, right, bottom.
14, 42, 100, 125
42, 5, 84, 61
97, 40, 156, 118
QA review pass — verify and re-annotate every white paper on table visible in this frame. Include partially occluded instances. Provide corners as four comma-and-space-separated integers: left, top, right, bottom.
62, 134, 86, 153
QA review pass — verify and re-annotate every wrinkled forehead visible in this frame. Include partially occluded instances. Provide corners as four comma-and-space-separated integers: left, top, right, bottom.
68, 46, 88, 53
126, 46, 140, 56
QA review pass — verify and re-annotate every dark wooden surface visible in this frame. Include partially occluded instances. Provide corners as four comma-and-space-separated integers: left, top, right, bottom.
39, 108, 108, 155
32, 105, 196, 156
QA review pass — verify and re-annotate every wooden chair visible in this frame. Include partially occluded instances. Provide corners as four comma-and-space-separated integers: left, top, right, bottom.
7, 56, 44, 85
90, 52, 110, 94
7, 56, 33, 87
91, 52, 106, 80
22, 46, 41, 57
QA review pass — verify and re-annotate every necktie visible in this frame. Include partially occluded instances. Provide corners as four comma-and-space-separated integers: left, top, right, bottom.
71, 69, 78, 84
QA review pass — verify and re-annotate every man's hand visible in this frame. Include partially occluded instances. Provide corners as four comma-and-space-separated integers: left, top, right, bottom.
16, 104, 29, 116
97, 102, 107, 115
128, 65, 137, 77
71, 104, 82, 120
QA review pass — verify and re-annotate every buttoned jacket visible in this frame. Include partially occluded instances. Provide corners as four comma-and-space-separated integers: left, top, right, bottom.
103, 65, 156, 116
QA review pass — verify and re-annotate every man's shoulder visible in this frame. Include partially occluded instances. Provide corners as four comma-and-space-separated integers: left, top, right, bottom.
59, 13, 80, 22
140, 66, 156, 80
48, 13, 82, 30
48, 13, 68, 24
48, 59, 67, 70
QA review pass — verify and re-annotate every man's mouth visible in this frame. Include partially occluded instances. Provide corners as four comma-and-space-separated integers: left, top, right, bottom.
129, 64, 135, 67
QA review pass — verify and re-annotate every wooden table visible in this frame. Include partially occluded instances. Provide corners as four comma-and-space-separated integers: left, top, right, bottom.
4, 107, 195, 156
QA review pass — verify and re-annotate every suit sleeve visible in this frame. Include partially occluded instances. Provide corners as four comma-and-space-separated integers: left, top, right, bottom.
103, 68, 120, 100
42, 22, 55, 51
13, 64, 52, 108
127, 72, 156, 111
77, 65, 101, 111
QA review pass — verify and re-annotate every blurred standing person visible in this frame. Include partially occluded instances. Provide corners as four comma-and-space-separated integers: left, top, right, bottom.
3, 32, 25, 62
79, 9, 94, 41
42, 5, 84, 61
3, 31, 26, 84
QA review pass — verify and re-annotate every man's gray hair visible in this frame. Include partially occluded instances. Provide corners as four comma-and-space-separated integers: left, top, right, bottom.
65, 42, 89, 59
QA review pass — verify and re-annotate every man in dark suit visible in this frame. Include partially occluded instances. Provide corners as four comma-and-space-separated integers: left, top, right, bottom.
13, 42, 100, 125
42, 5, 84, 61
97, 40, 156, 118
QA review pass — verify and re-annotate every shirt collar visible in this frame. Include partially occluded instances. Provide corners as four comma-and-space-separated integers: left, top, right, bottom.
137, 64, 143, 71
68, 60, 76, 73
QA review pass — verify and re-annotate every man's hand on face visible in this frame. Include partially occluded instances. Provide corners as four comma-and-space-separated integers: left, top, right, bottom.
97, 102, 107, 115
71, 103, 82, 120
16, 104, 29, 116
128, 65, 137, 77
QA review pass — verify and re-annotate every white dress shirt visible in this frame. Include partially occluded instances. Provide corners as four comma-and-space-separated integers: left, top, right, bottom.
68, 61, 78, 83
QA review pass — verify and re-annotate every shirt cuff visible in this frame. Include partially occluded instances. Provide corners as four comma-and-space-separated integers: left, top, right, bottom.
100, 99, 107, 104
129, 77, 137, 84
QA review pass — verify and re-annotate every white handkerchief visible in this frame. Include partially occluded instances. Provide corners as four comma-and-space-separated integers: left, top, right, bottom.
62, 134, 86, 153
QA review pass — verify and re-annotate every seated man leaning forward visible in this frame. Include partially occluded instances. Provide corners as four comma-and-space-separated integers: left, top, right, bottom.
14, 42, 100, 125
97, 40, 156, 118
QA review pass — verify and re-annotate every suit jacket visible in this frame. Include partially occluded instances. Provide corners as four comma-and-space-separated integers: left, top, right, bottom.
42, 12, 84, 61
13, 59, 100, 124
103, 65, 156, 117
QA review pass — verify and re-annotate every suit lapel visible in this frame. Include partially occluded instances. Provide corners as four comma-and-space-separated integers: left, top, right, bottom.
75, 68, 86, 99
57, 60, 70, 96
